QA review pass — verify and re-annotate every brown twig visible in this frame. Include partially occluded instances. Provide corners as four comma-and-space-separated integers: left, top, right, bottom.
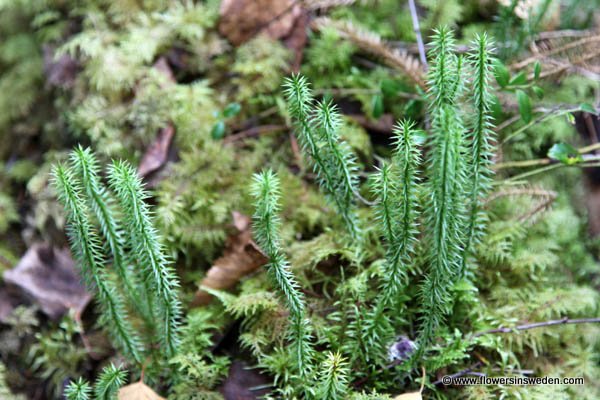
223, 125, 287, 144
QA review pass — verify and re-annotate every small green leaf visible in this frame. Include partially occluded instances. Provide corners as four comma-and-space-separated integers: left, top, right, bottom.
533, 61, 541, 80
494, 60, 510, 87
532, 85, 544, 99
566, 113, 575, 124
490, 94, 504, 119
211, 120, 226, 139
380, 79, 401, 97
580, 102, 598, 115
509, 71, 527, 86
371, 94, 384, 119
223, 102, 241, 118
548, 142, 583, 165
516, 90, 532, 123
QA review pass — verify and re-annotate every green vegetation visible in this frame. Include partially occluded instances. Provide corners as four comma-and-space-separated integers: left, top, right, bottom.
0, 0, 599, 399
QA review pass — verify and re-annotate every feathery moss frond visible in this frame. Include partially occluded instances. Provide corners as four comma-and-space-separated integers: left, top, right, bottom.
283, 75, 360, 240
94, 363, 127, 400
52, 164, 143, 363
317, 352, 350, 400
251, 169, 313, 374
65, 378, 92, 400
107, 160, 182, 356
460, 33, 496, 277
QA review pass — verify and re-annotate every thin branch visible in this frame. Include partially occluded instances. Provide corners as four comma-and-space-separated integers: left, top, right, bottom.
432, 362, 482, 386
408, 0, 428, 70
485, 187, 557, 204
223, 125, 287, 144
536, 29, 597, 40
511, 34, 600, 70
472, 317, 600, 338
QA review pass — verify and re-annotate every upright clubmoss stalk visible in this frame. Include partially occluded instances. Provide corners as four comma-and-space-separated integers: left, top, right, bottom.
316, 352, 350, 400
65, 378, 92, 400
251, 170, 313, 375
94, 364, 127, 400
70, 147, 151, 324
460, 33, 496, 277
379, 120, 422, 302
416, 27, 469, 359
315, 99, 361, 239
283, 75, 360, 240
364, 121, 422, 360
108, 161, 182, 357
52, 164, 143, 363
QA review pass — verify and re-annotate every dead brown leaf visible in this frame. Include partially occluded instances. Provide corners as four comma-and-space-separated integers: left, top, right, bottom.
191, 212, 267, 307
283, 8, 309, 71
137, 57, 177, 181
220, 360, 272, 399
3, 243, 91, 320
43, 45, 79, 88
137, 124, 175, 178
118, 382, 165, 400
219, 0, 303, 46
0, 286, 26, 323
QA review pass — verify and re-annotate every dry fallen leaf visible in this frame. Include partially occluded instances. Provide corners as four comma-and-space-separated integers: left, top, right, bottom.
191, 212, 267, 307
219, 0, 303, 46
394, 392, 422, 400
118, 382, 165, 400
220, 360, 272, 399
137, 57, 177, 181
283, 9, 309, 71
0, 286, 26, 323
137, 124, 175, 178
3, 243, 91, 319
43, 45, 79, 88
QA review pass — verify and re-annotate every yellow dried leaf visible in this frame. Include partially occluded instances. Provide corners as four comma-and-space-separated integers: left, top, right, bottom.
393, 391, 422, 400
118, 382, 165, 400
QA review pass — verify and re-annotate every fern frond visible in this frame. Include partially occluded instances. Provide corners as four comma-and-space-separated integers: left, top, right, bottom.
460, 33, 496, 277
52, 164, 143, 363
65, 378, 92, 400
94, 363, 127, 400
417, 27, 469, 359
107, 160, 182, 356
283, 75, 361, 240
70, 147, 150, 322
317, 352, 350, 400
251, 170, 313, 375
